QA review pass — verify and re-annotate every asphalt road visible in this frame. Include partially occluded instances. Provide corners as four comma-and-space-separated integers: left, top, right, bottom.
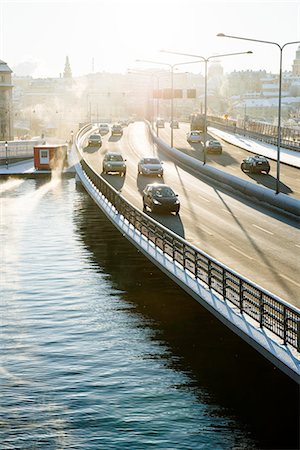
156, 122, 300, 199
80, 122, 300, 308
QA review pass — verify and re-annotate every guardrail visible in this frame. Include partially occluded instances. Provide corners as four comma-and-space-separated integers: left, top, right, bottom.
207, 118, 300, 152
76, 125, 300, 353
0, 139, 42, 160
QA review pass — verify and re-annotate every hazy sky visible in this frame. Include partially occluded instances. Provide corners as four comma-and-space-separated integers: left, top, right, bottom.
1, 0, 300, 78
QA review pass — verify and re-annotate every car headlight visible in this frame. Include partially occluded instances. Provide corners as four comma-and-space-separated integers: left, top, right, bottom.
175, 200, 180, 204
144, 168, 150, 172
106, 163, 111, 167
153, 199, 161, 205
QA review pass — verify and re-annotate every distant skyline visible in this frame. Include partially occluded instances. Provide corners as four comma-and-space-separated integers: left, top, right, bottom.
1, 0, 300, 78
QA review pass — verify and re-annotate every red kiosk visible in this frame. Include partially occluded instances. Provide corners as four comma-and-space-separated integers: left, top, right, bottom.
34, 144, 68, 171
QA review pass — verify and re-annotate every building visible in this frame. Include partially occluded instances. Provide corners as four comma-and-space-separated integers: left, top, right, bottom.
0, 60, 13, 140
231, 96, 300, 123
63, 56, 72, 79
12, 73, 82, 139
34, 144, 68, 170
226, 47, 300, 124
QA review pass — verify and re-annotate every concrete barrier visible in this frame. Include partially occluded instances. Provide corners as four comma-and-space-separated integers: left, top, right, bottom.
149, 126, 300, 217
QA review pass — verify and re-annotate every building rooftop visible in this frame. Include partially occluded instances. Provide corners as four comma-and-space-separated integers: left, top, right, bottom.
236, 97, 300, 108
0, 60, 12, 73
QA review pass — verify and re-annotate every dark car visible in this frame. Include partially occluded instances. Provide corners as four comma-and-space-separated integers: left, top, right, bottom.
205, 139, 222, 154
241, 155, 270, 174
142, 183, 180, 214
102, 152, 126, 176
88, 133, 102, 146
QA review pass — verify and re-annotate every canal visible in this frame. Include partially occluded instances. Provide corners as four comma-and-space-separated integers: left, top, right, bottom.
0, 177, 298, 449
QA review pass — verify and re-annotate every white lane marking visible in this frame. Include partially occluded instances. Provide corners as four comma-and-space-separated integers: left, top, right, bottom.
252, 224, 274, 235
279, 274, 300, 288
201, 226, 213, 236
229, 245, 254, 260
222, 208, 231, 214
197, 194, 210, 203
295, 244, 300, 249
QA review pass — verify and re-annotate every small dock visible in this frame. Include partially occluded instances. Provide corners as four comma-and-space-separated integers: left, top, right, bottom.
0, 159, 75, 179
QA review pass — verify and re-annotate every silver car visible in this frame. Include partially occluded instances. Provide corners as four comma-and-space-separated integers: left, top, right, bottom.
138, 157, 163, 177
99, 124, 110, 135
102, 152, 126, 176
111, 124, 123, 136
170, 120, 179, 129
187, 131, 202, 144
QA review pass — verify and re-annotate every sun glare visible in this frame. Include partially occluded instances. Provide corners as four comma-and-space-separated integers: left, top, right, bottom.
3, 0, 300, 75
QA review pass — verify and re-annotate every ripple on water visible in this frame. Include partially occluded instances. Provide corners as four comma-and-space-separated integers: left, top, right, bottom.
0, 179, 297, 450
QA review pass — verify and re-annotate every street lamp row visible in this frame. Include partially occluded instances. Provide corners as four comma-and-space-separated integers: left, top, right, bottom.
160, 50, 252, 163
136, 58, 203, 147
137, 50, 252, 163
217, 33, 300, 194
138, 35, 299, 193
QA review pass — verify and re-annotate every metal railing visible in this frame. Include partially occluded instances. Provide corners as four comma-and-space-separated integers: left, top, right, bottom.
207, 116, 300, 151
76, 126, 300, 352
0, 139, 42, 161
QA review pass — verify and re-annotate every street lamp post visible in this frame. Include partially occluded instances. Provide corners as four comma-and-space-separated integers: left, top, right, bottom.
217, 33, 300, 194
5, 140, 8, 169
155, 75, 160, 136
149, 73, 161, 137
30, 109, 36, 136
161, 50, 252, 164
244, 102, 247, 136
71, 130, 74, 145
136, 59, 202, 148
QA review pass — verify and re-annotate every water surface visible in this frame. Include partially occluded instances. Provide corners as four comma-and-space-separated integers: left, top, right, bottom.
0, 178, 298, 449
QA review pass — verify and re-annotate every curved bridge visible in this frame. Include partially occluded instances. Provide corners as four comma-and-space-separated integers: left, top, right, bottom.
72, 123, 300, 383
